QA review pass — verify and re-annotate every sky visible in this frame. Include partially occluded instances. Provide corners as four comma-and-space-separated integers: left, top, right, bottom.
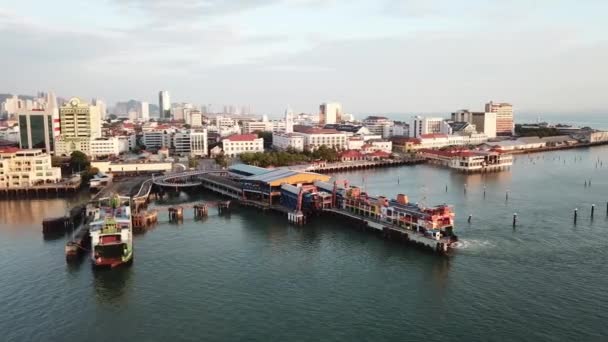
1, 0, 607, 116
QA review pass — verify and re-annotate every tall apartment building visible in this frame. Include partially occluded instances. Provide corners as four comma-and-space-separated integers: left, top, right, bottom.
319, 102, 343, 125
451, 110, 497, 138
409, 116, 451, 138
485, 101, 513, 136
0, 148, 62, 188
285, 107, 294, 134
159, 91, 171, 119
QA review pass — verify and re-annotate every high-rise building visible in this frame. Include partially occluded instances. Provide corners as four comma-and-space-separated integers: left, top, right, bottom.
319, 102, 343, 125
285, 106, 294, 134
485, 101, 513, 136
140, 101, 149, 121
17, 109, 55, 153
189, 110, 203, 127
159, 91, 171, 120
16, 91, 59, 153
59, 98, 101, 139
93, 98, 107, 120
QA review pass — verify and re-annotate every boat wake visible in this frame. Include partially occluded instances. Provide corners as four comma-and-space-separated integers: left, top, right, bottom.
452, 239, 495, 250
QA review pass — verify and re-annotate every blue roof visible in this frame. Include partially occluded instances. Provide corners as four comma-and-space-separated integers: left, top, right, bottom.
244, 169, 298, 182
228, 164, 271, 176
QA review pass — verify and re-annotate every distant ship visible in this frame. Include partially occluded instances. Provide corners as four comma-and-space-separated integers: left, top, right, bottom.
88, 195, 133, 268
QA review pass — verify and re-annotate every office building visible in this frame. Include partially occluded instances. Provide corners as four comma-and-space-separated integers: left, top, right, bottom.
59, 97, 101, 139
18, 109, 54, 153
485, 101, 513, 136
159, 91, 171, 119
173, 130, 208, 157
319, 102, 343, 125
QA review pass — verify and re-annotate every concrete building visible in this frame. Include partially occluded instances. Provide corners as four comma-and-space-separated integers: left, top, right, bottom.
285, 106, 294, 134
142, 130, 173, 150
17, 109, 55, 153
485, 101, 513, 136
319, 102, 343, 125
189, 110, 203, 127
451, 110, 497, 138
159, 91, 171, 119
0, 148, 61, 188
172, 130, 208, 157
17, 92, 59, 153
409, 116, 451, 138
59, 97, 102, 139
222, 134, 264, 157
140, 101, 149, 121
272, 133, 305, 152
55, 137, 121, 158
93, 98, 107, 120
294, 127, 348, 150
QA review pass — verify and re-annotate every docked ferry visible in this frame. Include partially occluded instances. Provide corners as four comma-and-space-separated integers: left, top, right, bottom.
88, 195, 133, 268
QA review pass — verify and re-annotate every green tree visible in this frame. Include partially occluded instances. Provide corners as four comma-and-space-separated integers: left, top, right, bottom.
215, 154, 228, 168
256, 131, 273, 148
109, 114, 118, 120
188, 157, 199, 169
69, 151, 90, 172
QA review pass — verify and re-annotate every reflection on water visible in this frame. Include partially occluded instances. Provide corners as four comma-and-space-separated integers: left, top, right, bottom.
93, 267, 133, 304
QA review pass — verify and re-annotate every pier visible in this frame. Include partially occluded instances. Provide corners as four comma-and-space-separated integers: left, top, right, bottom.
1, 177, 82, 199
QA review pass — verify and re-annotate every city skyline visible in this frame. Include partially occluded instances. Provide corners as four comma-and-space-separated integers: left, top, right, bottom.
1, 1, 607, 115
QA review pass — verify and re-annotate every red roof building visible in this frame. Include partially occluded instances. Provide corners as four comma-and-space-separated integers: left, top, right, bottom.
224, 134, 259, 142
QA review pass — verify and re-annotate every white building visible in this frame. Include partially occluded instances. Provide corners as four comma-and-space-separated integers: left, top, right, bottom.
407, 133, 489, 151
362, 116, 395, 138
319, 102, 343, 124
485, 101, 513, 136
59, 97, 102, 139
272, 133, 305, 152
285, 107, 294, 134
140, 101, 149, 121
451, 110, 497, 138
409, 116, 451, 138
189, 110, 203, 127
0, 148, 61, 188
242, 121, 272, 134
222, 134, 264, 157
393, 123, 409, 137
55, 137, 121, 158
295, 127, 348, 150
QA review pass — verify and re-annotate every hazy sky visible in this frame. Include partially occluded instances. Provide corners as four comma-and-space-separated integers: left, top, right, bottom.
1, 0, 607, 116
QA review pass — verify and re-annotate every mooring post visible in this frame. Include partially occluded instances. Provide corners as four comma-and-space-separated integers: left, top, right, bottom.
506, 190, 509, 201
513, 213, 517, 227
468, 214, 472, 223
591, 204, 595, 219
464, 183, 467, 194
574, 208, 578, 224
483, 185, 486, 198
